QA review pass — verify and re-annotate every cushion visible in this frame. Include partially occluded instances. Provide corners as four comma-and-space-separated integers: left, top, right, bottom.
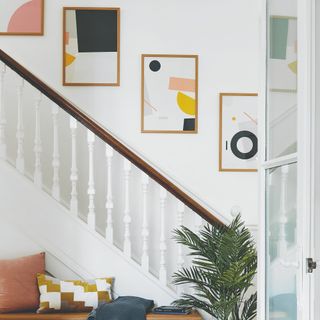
37, 274, 113, 314
0, 252, 45, 313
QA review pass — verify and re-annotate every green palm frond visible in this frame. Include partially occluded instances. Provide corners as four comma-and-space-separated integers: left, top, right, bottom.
172, 214, 257, 320
240, 292, 257, 320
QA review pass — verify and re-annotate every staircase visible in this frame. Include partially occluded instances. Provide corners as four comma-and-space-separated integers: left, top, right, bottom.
0, 49, 226, 305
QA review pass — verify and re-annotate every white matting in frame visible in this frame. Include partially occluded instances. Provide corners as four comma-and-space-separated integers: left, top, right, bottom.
141, 54, 198, 133
219, 93, 258, 172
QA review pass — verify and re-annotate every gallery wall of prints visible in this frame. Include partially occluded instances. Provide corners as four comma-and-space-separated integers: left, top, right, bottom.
0, 0, 261, 225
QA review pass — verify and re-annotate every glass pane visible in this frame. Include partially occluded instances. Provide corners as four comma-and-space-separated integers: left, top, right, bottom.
267, 0, 297, 160
266, 162, 297, 320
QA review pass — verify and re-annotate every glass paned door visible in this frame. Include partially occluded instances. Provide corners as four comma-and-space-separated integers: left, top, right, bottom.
264, 0, 299, 319
266, 163, 297, 319
266, 0, 297, 160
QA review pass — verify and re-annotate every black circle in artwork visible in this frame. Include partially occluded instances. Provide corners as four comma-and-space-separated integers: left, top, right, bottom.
149, 60, 161, 72
230, 130, 258, 160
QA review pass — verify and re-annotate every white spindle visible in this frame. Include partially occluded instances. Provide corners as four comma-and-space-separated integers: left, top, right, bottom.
33, 92, 42, 188
123, 159, 132, 257
159, 186, 168, 285
87, 130, 96, 229
16, 79, 25, 173
105, 145, 114, 243
177, 201, 185, 271
0, 64, 7, 160
278, 165, 289, 256
51, 104, 60, 201
194, 213, 203, 235
231, 205, 241, 218
176, 201, 185, 295
70, 117, 78, 215
141, 172, 150, 271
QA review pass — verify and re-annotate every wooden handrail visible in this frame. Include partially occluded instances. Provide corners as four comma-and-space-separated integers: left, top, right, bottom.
0, 49, 223, 226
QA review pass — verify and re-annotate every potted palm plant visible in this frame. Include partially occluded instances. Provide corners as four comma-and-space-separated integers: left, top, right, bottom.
172, 215, 257, 320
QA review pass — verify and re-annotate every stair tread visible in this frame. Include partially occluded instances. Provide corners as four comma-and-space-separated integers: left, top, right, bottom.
0, 311, 202, 320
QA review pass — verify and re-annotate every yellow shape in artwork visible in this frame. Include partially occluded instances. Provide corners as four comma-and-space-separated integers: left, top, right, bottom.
232, 116, 237, 122
177, 92, 196, 116
288, 60, 297, 74
65, 53, 76, 67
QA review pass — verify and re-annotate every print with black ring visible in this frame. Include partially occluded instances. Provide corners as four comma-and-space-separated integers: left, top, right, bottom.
230, 130, 258, 160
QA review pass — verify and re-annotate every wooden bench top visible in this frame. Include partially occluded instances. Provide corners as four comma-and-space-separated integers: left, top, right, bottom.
0, 310, 202, 320
0, 314, 88, 320
148, 311, 202, 320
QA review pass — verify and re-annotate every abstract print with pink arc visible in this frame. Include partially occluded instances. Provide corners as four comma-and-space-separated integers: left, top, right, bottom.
8, 0, 42, 33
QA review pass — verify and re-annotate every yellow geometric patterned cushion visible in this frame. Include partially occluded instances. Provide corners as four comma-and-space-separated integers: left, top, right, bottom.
36, 274, 113, 313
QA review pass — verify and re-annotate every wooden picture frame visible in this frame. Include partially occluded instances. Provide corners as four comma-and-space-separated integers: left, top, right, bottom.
141, 54, 198, 134
63, 7, 120, 86
0, 0, 44, 36
219, 93, 258, 172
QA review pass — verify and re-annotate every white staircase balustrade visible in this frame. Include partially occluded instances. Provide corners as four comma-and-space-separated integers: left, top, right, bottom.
277, 165, 289, 257
194, 213, 203, 235
269, 245, 298, 297
69, 117, 78, 215
51, 104, 60, 201
230, 205, 242, 218
0, 64, 6, 160
0, 55, 231, 302
33, 92, 43, 188
176, 201, 185, 295
141, 172, 150, 272
176, 201, 185, 271
87, 130, 96, 229
16, 78, 25, 174
123, 158, 132, 257
105, 145, 114, 243
159, 186, 168, 285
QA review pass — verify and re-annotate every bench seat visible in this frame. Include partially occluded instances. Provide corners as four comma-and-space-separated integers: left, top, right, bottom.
0, 311, 202, 320
0, 314, 88, 320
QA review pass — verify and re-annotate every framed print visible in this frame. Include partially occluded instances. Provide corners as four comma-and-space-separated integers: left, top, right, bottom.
141, 54, 198, 133
63, 7, 120, 86
0, 0, 44, 36
219, 93, 258, 172
269, 16, 297, 93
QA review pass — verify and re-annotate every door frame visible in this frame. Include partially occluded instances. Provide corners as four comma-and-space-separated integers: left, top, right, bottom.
296, 0, 313, 318
257, 0, 314, 318
309, 0, 317, 319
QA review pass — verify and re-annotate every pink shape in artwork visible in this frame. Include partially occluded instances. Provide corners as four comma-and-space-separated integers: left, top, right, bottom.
8, 0, 42, 33
65, 32, 70, 45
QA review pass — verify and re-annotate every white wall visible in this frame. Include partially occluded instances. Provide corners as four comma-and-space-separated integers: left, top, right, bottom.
0, 0, 260, 225
0, 217, 83, 280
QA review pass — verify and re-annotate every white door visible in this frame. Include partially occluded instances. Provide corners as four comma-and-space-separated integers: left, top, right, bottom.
259, 0, 314, 319
312, 1, 320, 318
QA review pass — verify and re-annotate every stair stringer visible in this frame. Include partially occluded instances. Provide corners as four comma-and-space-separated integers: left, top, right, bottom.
0, 161, 177, 305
